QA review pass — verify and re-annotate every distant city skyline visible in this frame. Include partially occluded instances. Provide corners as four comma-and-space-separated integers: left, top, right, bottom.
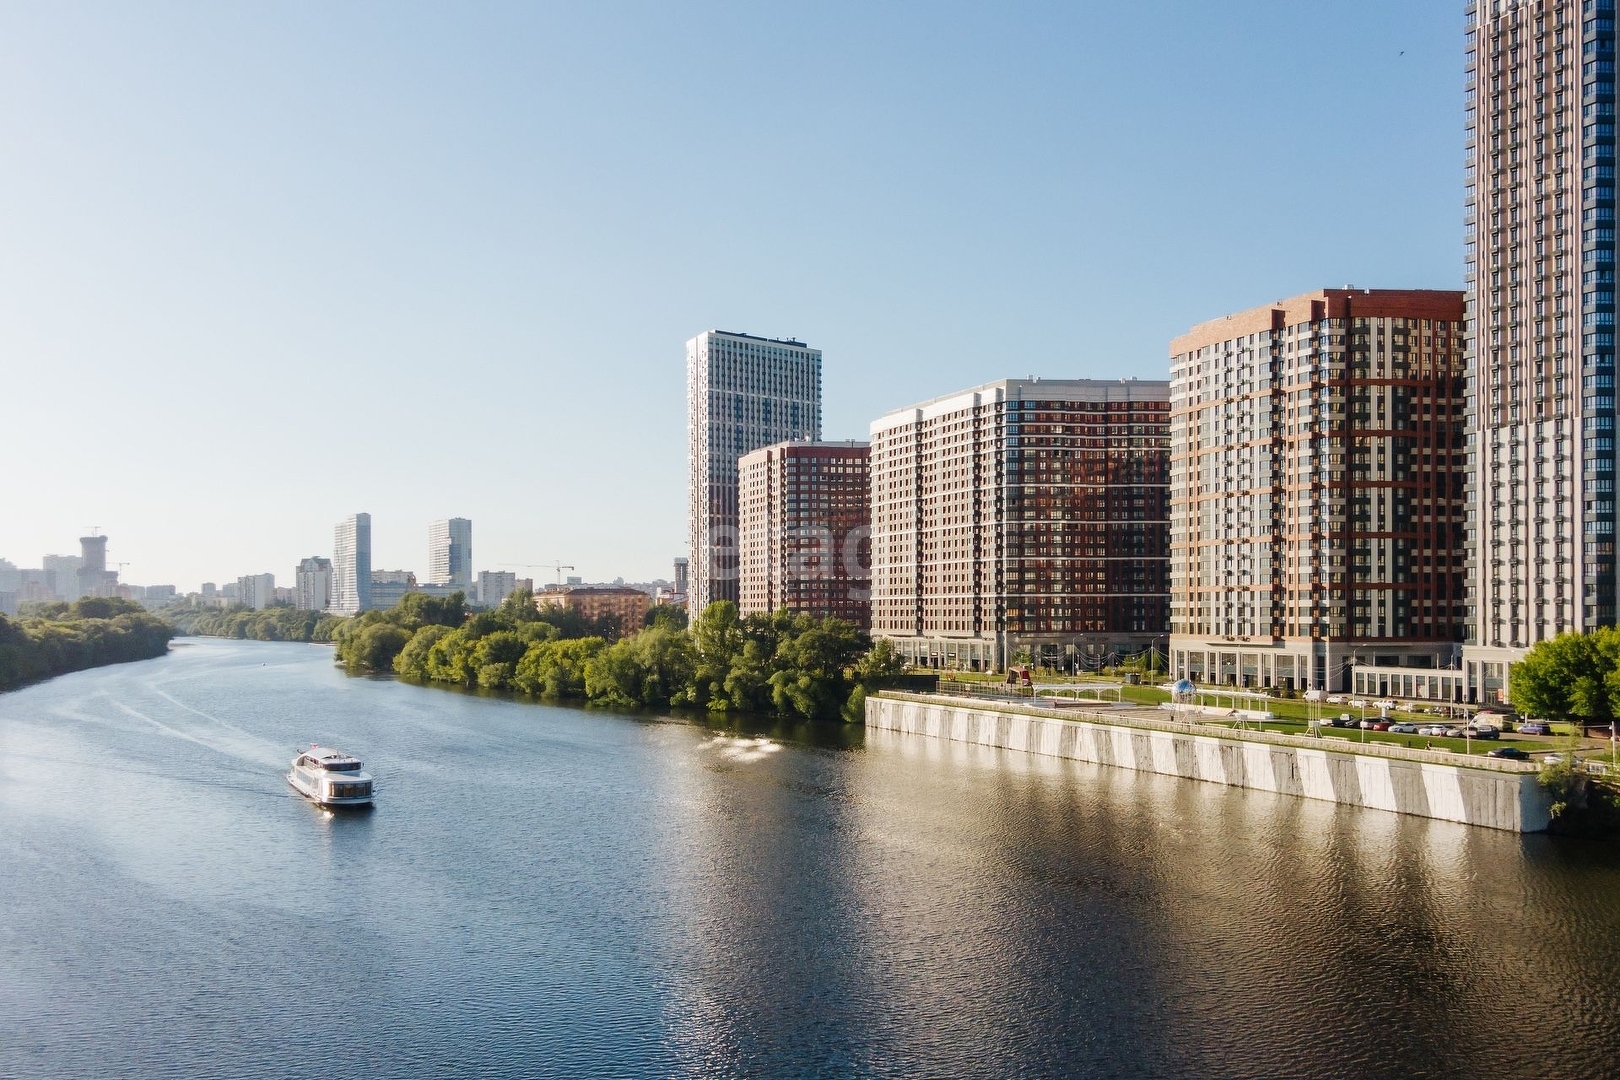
0, 3, 1462, 588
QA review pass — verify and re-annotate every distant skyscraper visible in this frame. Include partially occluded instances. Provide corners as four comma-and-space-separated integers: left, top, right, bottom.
428, 518, 473, 588
686, 330, 821, 613
76, 535, 117, 599
41, 554, 80, 601
296, 557, 333, 612
332, 513, 372, 614
673, 557, 689, 598
1463, 1, 1615, 704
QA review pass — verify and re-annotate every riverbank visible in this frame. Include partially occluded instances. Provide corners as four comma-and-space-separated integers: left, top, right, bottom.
868, 691, 1553, 832
0, 598, 173, 693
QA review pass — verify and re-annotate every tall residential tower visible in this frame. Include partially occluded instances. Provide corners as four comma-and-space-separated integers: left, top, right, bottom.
332, 513, 372, 614
1169, 289, 1470, 696
686, 331, 821, 614
1463, 1, 1616, 702
428, 518, 473, 588
870, 378, 1169, 672
295, 556, 333, 612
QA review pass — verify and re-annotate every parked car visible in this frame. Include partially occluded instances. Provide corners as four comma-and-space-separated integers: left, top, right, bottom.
1372, 722, 1391, 732
1516, 721, 1552, 736
1419, 725, 1448, 737
1467, 725, 1500, 740
1390, 724, 1419, 734
1487, 747, 1529, 760
1360, 720, 1376, 729
1443, 727, 1468, 738
1543, 753, 1570, 766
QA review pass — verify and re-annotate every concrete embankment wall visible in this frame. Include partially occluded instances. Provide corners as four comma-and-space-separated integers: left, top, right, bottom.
868, 693, 1553, 833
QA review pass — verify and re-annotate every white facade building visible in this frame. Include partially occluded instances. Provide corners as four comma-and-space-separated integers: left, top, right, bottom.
42, 554, 82, 601
332, 513, 372, 614
237, 573, 276, 610
686, 330, 821, 614
428, 518, 472, 587
296, 557, 333, 612
476, 570, 518, 607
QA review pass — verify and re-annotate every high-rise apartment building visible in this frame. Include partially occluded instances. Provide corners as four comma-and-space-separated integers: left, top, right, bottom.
476, 570, 518, 607
332, 513, 372, 614
1463, 1, 1615, 703
673, 557, 689, 598
1168, 289, 1470, 695
428, 518, 473, 588
738, 440, 871, 627
296, 557, 333, 612
76, 535, 117, 599
870, 378, 1170, 671
686, 331, 821, 615
41, 554, 81, 601
237, 573, 276, 611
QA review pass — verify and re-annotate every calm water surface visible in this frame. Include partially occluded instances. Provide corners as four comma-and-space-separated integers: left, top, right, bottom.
2, 639, 1618, 1079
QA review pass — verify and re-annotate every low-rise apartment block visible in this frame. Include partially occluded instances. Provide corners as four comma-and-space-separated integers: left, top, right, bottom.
536, 585, 650, 636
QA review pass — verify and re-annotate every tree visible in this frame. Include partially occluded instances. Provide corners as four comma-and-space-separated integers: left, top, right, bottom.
70, 597, 146, 620
646, 604, 689, 632
766, 619, 864, 720
1512, 628, 1620, 725
852, 637, 906, 686
512, 637, 605, 697
393, 591, 466, 631
340, 623, 412, 673
394, 624, 453, 679
690, 601, 744, 708
584, 627, 695, 707
495, 588, 541, 625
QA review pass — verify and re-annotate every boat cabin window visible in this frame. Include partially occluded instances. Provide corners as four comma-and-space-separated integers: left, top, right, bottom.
322, 761, 361, 772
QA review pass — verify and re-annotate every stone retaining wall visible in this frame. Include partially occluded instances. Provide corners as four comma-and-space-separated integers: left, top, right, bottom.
868, 693, 1552, 833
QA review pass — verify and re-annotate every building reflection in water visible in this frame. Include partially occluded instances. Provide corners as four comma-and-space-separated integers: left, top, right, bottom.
650, 721, 1620, 1078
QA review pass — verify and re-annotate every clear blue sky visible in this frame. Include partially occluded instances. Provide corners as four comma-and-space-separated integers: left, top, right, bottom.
0, 1, 1463, 591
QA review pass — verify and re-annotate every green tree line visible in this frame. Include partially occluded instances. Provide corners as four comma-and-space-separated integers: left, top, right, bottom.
164, 603, 347, 643
334, 588, 903, 722
0, 598, 175, 692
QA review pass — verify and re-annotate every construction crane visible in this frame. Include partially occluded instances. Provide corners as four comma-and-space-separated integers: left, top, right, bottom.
502, 562, 576, 586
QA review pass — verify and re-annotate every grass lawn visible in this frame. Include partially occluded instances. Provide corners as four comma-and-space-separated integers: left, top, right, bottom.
922, 671, 1607, 757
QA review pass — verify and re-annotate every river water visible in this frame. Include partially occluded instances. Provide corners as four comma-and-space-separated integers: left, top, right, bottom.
1, 638, 1617, 1079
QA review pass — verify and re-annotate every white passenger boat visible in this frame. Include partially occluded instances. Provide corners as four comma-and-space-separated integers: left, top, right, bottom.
287, 745, 374, 807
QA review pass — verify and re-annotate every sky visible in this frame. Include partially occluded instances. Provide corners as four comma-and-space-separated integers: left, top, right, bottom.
0, 1, 1464, 591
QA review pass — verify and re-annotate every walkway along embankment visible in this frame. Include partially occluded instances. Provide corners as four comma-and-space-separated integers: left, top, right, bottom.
867, 692, 1553, 833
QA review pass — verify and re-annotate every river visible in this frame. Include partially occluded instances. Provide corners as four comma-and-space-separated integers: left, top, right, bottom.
1, 638, 1617, 1079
